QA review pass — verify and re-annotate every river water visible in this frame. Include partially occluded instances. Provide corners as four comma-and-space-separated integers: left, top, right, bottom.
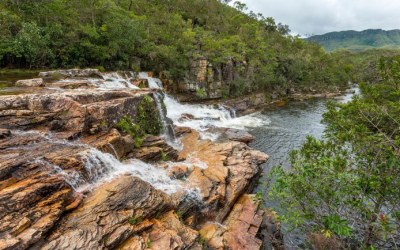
248, 89, 358, 248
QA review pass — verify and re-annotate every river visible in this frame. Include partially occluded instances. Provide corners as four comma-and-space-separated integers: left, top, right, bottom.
248, 89, 358, 248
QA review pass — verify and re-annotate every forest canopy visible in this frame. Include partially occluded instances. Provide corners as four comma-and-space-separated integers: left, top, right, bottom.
0, 0, 362, 96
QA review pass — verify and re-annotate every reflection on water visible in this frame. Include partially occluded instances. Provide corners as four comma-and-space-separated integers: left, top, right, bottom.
250, 99, 327, 171
0, 71, 41, 95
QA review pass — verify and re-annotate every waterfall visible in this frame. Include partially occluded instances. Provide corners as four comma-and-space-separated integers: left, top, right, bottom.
138, 72, 163, 88
153, 92, 182, 149
83, 71, 268, 136
163, 94, 269, 139
134, 72, 269, 140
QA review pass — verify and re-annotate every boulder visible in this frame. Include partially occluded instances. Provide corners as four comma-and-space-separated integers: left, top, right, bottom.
0, 89, 156, 137
179, 130, 268, 222
46, 80, 91, 89
207, 127, 255, 144
15, 78, 44, 87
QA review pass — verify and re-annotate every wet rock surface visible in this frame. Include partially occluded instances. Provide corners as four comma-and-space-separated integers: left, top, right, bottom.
0, 71, 274, 250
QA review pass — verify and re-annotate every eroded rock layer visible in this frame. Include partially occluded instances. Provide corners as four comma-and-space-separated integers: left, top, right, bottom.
0, 72, 276, 250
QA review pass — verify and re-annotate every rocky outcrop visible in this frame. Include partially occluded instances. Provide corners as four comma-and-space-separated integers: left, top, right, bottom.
39, 176, 173, 249
222, 93, 267, 116
38, 69, 102, 80
178, 130, 268, 222
0, 71, 272, 250
15, 78, 44, 87
207, 127, 255, 143
199, 194, 265, 249
0, 89, 157, 138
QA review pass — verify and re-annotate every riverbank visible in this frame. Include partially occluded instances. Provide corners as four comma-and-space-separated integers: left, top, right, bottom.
174, 88, 347, 117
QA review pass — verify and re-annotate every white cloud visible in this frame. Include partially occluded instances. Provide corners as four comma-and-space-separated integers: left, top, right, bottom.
239, 0, 400, 35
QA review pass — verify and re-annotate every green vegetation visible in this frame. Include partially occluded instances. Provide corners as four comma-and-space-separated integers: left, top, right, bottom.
146, 238, 152, 248
128, 216, 143, 225
160, 150, 169, 162
136, 95, 162, 135
115, 95, 162, 147
308, 29, 400, 52
269, 55, 400, 249
0, 0, 355, 97
115, 116, 144, 148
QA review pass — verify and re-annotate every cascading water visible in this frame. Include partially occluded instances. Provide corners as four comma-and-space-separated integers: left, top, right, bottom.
89, 72, 140, 90
163, 94, 270, 140
138, 72, 163, 89
15, 130, 194, 196
153, 92, 182, 149
45, 71, 269, 196
137, 72, 270, 140
83, 71, 269, 141
79, 148, 186, 195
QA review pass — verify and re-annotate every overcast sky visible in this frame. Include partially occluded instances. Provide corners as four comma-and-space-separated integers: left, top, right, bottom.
239, 0, 400, 36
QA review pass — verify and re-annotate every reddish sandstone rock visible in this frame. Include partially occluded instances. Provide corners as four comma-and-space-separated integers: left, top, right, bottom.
0, 89, 156, 137
39, 175, 173, 250
199, 194, 265, 250
179, 130, 268, 222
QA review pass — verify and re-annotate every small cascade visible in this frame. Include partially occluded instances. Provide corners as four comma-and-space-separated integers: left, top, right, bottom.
153, 92, 182, 149
34, 158, 82, 190
15, 130, 191, 196
89, 72, 139, 90
138, 72, 163, 88
79, 148, 189, 195
163, 94, 270, 139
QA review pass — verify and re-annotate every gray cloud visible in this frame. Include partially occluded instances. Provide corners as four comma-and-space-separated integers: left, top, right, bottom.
239, 0, 400, 35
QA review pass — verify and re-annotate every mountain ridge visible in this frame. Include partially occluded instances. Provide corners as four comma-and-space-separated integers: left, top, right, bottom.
307, 29, 400, 51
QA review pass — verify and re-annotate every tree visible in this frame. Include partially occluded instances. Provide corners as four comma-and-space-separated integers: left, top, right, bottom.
269, 60, 400, 248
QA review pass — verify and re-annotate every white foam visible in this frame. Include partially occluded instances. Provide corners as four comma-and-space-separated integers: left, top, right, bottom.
138, 72, 163, 89
88, 72, 139, 90
166, 156, 208, 170
164, 95, 270, 134
79, 148, 187, 195
33, 158, 82, 190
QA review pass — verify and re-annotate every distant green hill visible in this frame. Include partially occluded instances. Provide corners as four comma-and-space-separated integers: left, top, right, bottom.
307, 29, 400, 52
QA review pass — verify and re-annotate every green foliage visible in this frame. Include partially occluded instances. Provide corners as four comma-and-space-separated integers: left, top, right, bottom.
269, 56, 400, 248
198, 236, 209, 249
146, 238, 152, 248
115, 95, 162, 148
115, 115, 144, 148
195, 88, 207, 99
128, 216, 142, 225
160, 150, 169, 162
135, 95, 162, 135
176, 210, 184, 220
322, 215, 352, 237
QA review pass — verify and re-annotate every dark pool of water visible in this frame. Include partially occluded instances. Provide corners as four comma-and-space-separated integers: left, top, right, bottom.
0, 71, 41, 95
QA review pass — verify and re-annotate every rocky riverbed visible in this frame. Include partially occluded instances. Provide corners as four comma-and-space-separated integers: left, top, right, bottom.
0, 69, 283, 250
